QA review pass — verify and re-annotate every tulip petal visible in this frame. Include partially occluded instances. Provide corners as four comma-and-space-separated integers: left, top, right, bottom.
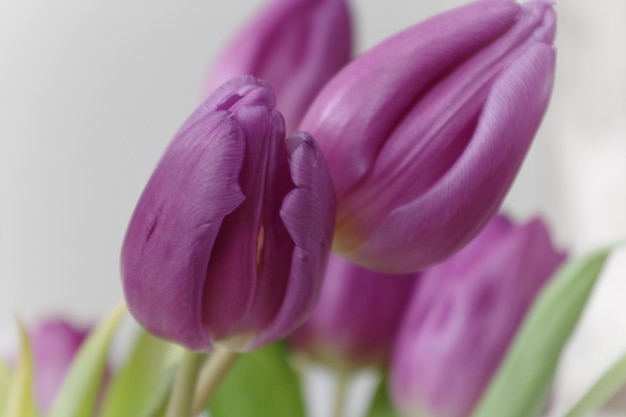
208, 0, 352, 132
291, 253, 417, 367
251, 131, 336, 349
336, 2, 556, 241
200, 105, 282, 344
122, 111, 246, 351
391, 216, 565, 417
31, 321, 88, 412
471, 248, 608, 417
347, 43, 556, 273
300, 0, 520, 197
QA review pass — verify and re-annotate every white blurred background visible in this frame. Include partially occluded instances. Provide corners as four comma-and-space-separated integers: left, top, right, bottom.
0, 0, 625, 416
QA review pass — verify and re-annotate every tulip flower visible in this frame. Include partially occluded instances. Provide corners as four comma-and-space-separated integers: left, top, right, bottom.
121, 76, 336, 353
31, 320, 88, 412
206, 0, 352, 133
290, 254, 418, 368
300, 0, 557, 273
390, 215, 566, 417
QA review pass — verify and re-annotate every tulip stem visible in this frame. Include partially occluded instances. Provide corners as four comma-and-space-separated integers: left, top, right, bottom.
191, 344, 240, 414
332, 369, 351, 417
165, 351, 204, 417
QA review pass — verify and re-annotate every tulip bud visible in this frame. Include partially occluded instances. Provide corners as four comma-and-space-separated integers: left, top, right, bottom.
390, 215, 566, 417
121, 76, 336, 352
300, 0, 557, 273
206, 0, 352, 133
290, 254, 417, 368
31, 320, 88, 412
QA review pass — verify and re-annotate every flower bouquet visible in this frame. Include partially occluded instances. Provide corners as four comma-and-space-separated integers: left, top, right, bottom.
2, 1, 625, 417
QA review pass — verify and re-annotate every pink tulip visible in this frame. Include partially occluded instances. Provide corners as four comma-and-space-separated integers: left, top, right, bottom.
122, 76, 336, 352
206, 0, 352, 133
30, 320, 88, 412
291, 254, 417, 368
301, 0, 557, 273
390, 215, 566, 417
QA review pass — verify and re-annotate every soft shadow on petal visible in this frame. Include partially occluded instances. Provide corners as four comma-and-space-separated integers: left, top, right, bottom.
252, 132, 336, 349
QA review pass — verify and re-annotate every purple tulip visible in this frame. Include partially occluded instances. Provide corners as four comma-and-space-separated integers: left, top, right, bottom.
300, 0, 557, 273
121, 76, 336, 352
206, 0, 352, 133
390, 215, 566, 417
290, 254, 418, 368
30, 320, 88, 412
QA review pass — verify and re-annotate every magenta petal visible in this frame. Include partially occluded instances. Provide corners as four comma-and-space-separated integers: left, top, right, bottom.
290, 253, 417, 367
122, 76, 335, 352
390, 215, 566, 417
341, 43, 556, 273
202, 106, 286, 340
300, 0, 521, 197
251, 131, 336, 349
302, 0, 556, 273
122, 110, 246, 350
207, 0, 352, 132
31, 320, 88, 412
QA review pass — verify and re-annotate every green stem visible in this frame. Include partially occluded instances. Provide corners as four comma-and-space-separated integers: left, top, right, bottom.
165, 351, 204, 417
191, 345, 240, 415
332, 369, 351, 417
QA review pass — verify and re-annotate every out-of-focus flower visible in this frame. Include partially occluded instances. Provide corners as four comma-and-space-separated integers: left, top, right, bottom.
31, 320, 88, 412
290, 254, 417, 368
122, 76, 336, 353
206, 0, 352, 133
604, 384, 626, 414
300, 0, 557, 273
390, 215, 566, 417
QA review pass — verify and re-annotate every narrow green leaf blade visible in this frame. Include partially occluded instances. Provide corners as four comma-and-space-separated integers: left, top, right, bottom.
208, 342, 306, 417
99, 329, 183, 417
0, 360, 12, 417
565, 350, 626, 417
365, 377, 402, 417
4, 319, 38, 417
471, 248, 610, 417
48, 303, 126, 417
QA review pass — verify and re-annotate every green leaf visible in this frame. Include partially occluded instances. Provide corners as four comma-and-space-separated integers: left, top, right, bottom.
0, 360, 12, 417
99, 328, 183, 417
48, 303, 126, 417
365, 377, 402, 417
470, 248, 610, 417
3, 319, 38, 417
564, 350, 626, 417
208, 342, 306, 417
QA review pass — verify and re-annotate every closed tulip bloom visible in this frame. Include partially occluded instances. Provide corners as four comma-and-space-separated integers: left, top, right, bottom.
290, 254, 418, 368
31, 320, 88, 412
300, 0, 557, 273
390, 215, 566, 417
206, 0, 352, 133
121, 76, 336, 352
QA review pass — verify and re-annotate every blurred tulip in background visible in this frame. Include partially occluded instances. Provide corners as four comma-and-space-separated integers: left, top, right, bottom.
290, 253, 417, 369
206, 0, 352, 133
391, 215, 566, 417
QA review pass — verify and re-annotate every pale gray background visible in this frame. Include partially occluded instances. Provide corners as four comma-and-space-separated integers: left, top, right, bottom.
1, 1, 625, 416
